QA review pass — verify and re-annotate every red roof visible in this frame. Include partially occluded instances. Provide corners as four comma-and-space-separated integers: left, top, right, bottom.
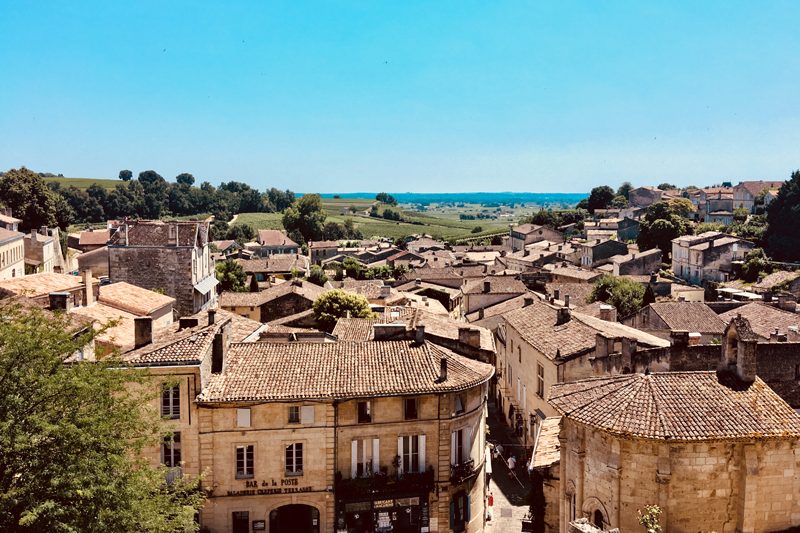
257, 229, 298, 247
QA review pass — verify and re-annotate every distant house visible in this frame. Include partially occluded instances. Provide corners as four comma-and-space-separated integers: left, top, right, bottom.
671, 231, 754, 284
24, 228, 57, 274
71, 229, 110, 252
308, 240, 340, 264
237, 254, 311, 284
0, 227, 25, 280
210, 239, 241, 257
405, 236, 448, 254
219, 279, 324, 322
245, 229, 299, 257
623, 301, 726, 343
719, 302, 800, 340
0, 208, 22, 231
76, 246, 110, 277
461, 275, 527, 315
609, 248, 662, 276
543, 263, 604, 284
509, 224, 563, 252
585, 217, 640, 242
628, 186, 663, 208
733, 180, 785, 212
578, 239, 628, 268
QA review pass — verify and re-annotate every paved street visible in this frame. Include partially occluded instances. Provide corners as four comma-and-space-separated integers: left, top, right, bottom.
485, 400, 531, 533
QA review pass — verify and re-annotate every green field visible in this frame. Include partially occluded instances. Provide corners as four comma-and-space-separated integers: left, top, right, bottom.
44, 176, 120, 190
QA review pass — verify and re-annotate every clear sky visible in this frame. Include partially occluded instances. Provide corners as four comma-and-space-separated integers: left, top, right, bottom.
1, 1, 799, 193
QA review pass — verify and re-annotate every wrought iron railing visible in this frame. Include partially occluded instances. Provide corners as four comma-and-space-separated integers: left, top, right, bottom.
449, 459, 478, 484
335, 468, 434, 499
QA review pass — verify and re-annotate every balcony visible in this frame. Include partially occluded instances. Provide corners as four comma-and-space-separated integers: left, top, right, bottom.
450, 459, 479, 484
335, 468, 434, 500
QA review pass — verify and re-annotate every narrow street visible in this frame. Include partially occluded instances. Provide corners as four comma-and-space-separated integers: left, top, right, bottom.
486, 399, 532, 533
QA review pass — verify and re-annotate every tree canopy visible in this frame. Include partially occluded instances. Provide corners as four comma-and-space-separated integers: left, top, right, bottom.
282, 194, 326, 244
589, 275, 646, 318
375, 192, 398, 206
118, 169, 133, 181
586, 185, 615, 213
0, 167, 60, 231
617, 181, 633, 199
765, 170, 800, 261
636, 201, 692, 258
0, 301, 205, 531
312, 289, 373, 332
215, 259, 247, 292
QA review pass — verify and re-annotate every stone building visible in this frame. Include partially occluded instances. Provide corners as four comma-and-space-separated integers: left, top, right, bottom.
107, 220, 217, 316
608, 248, 661, 276
244, 229, 299, 257
24, 227, 57, 273
125, 310, 493, 533
622, 301, 726, 344
510, 224, 564, 252
219, 279, 325, 322
733, 180, 785, 212
0, 227, 25, 280
549, 337, 800, 533
578, 240, 628, 269
461, 276, 528, 316
671, 231, 754, 284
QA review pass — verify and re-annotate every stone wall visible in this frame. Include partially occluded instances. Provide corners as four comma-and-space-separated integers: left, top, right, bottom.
754, 341, 800, 408
261, 293, 314, 322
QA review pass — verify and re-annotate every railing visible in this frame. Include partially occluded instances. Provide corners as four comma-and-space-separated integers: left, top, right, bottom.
450, 459, 478, 484
335, 468, 434, 499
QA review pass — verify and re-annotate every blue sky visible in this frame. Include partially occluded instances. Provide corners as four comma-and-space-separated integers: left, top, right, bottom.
1, 1, 799, 193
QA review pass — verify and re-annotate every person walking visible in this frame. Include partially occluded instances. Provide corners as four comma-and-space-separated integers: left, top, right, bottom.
507, 454, 516, 478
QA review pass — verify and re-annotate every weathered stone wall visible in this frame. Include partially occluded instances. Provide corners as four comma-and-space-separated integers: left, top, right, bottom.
754, 341, 800, 408
261, 293, 314, 322
109, 246, 196, 316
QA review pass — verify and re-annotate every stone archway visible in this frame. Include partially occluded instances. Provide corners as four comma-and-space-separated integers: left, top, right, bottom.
269, 504, 320, 533
581, 496, 610, 530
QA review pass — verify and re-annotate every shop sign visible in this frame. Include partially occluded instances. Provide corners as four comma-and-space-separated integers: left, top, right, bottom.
227, 478, 312, 496
252, 520, 266, 531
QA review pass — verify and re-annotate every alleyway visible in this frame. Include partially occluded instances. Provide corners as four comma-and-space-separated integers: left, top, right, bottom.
485, 399, 532, 533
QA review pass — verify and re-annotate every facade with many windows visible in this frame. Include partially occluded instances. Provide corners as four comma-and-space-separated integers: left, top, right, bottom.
125, 309, 493, 533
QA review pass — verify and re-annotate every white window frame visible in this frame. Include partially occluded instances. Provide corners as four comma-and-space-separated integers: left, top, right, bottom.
161, 384, 180, 419
161, 432, 181, 468
236, 444, 254, 479
351, 438, 380, 477
397, 434, 426, 474
285, 442, 303, 476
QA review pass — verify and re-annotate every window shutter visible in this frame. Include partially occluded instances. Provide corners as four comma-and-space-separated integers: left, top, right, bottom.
450, 431, 457, 465
522, 385, 527, 412
237, 408, 251, 428
351, 440, 358, 478
449, 499, 455, 529
300, 405, 314, 424
372, 438, 380, 474
418, 434, 426, 472
465, 427, 473, 462
397, 436, 404, 473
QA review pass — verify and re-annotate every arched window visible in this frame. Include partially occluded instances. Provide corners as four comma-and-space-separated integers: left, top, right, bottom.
593, 509, 604, 529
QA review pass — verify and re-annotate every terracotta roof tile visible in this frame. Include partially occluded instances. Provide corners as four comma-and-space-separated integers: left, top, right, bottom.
237, 254, 310, 274
257, 229, 298, 247
647, 302, 726, 334
550, 372, 800, 441
78, 229, 110, 246
531, 417, 561, 468
719, 302, 800, 339
98, 282, 175, 315
198, 340, 494, 403
463, 276, 527, 295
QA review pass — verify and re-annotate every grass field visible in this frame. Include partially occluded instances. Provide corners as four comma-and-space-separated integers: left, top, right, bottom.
44, 176, 120, 190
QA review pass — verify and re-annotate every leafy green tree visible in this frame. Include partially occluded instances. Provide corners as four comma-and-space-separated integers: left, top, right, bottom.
0, 301, 205, 531
610, 195, 629, 208
376, 192, 398, 206
307, 265, 328, 286
765, 171, 799, 261
637, 201, 692, 258
740, 248, 771, 283
175, 173, 195, 186
282, 194, 326, 244
657, 183, 676, 191
587, 185, 615, 213
312, 289, 373, 331
667, 198, 695, 219
226, 223, 255, 245
215, 259, 247, 292
727, 215, 768, 248
209, 219, 230, 241
589, 275, 646, 318
617, 181, 633, 199
266, 188, 295, 212
0, 167, 59, 231
471, 226, 483, 233
342, 257, 364, 279
119, 169, 133, 181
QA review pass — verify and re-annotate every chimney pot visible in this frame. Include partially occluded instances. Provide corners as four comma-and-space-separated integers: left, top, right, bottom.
211, 330, 227, 374
179, 317, 199, 330
523, 296, 534, 307
415, 324, 425, 344
82, 269, 94, 306
556, 307, 571, 325
439, 356, 448, 382
49, 292, 71, 312
207, 309, 216, 325
483, 280, 491, 293
134, 317, 153, 348
564, 294, 570, 308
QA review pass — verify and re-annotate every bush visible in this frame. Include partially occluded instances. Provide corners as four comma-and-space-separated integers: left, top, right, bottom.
312, 290, 373, 332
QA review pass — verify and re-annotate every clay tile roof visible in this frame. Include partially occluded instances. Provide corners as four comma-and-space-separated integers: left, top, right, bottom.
71, 302, 138, 350
78, 229, 110, 246
257, 229, 298, 247
737, 180, 785, 197
648, 302, 726, 334
503, 302, 669, 360
0, 213, 21, 224
546, 283, 595, 306
545, 265, 603, 282
98, 282, 175, 315
549, 372, 800, 441
309, 240, 340, 249
109, 220, 206, 247
465, 293, 540, 321
463, 276, 527, 295
719, 302, 800, 339
531, 417, 562, 468
332, 317, 381, 341
513, 223, 542, 234
210, 240, 238, 251
0, 227, 23, 244
0, 272, 84, 298
197, 340, 494, 403
753, 270, 800, 290
124, 319, 225, 366
237, 254, 310, 274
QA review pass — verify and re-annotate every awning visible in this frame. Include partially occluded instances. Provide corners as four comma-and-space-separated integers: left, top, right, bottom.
194, 275, 219, 295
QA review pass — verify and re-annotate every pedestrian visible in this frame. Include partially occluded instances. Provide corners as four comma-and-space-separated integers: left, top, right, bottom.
495, 443, 504, 459
507, 454, 516, 478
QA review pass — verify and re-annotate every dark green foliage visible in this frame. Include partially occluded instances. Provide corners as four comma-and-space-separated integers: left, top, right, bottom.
589, 275, 646, 318
587, 185, 615, 213
740, 248, 771, 283
225, 223, 255, 245
307, 265, 328, 286
766, 170, 799, 261
727, 215, 768, 248
471, 226, 482, 233
636, 201, 692, 258
118, 169, 133, 181
490, 235, 503, 245
175, 173, 195, 186
0, 301, 205, 531
209, 219, 230, 241
520, 209, 587, 228
323, 220, 363, 241
312, 290, 373, 332
0, 167, 59, 231
215, 259, 247, 292
375, 192, 398, 205
617, 181, 633, 199
610, 195, 629, 208
657, 183, 677, 190
282, 194, 326, 244
381, 208, 402, 221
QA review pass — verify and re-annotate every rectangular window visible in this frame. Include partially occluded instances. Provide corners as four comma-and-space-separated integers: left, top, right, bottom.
236, 445, 254, 479
232, 511, 249, 533
402, 435, 420, 473
352, 438, 379, 477
537, 364, 545, 398
452, 428, 470, 465
161, 432, 181, 468
518, 346, 521, 363
404, 398, 418, 420
357, 401, 372, 423
161, 384, 180, 419
285, 443, 303, 475
454, 394, 465, 415
288, 406, 300, 424
237, 408, 251, 428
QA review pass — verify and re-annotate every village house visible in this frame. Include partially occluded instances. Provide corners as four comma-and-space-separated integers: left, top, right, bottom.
733, 180, 785, 212
0, 227, 25, 280
584, 218, 639, 242
67, 228, 110, 252
671, 231, 754, 284
309, 240, 341, 264
622, 301, 726, 344
76, 245, 109, 277
245, 229, 300, 257
578, 239, 628, 269
125, 310, 493, 533
496, 301, 669, 449
405, 236, 448, 254
219, 278, 325, 322
606, 248, 661, 276
461, 276, 528, 316
0, 270, 99, 308
719, 301, 800, 340
210, 239, 242, 258
393, 278, 464, 315
24, 227, 58, 274
627, 186, 663, 208
510, 224, 563, 252
543, 264, 603, 284
549, 324, 800, 533
107, 220, 217, 317
238, 254, 311, 285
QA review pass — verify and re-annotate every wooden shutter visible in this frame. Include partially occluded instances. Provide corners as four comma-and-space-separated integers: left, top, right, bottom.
418, 434, 426, 472
397, 436, 404, 473
372, 438, 380, 474
450, 431, 457, 464
300, 405, 314, 424
351, 440, 358, 478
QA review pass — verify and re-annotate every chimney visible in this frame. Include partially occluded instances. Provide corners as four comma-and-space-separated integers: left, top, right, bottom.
688, 332, 701, 346
82, 269, 94, 306
599, 304, 616, 322
478, 307, 485, 319
291, 278, 303, 287
762, 291, 772, 303
380, 284, 391, 299
414, 324, 425, 344
523, 296, 534, 307
207, 309, 216, 325
564, 294, 570, 308
134, 317, 153, 348
179, 317, 199, 330
670, 330, 689, 347
458, 327, 482, 348
553, 289, 560, 301
30, 228, 37, 239
439, 356, 448, 382
483, 280, 491, 293
49, 292, 71, 312
595, 333, 609, 357
556, 307, 571, 325
211, 330, 227, 374
415, 278, 422, 287
777, 293, 797, 312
